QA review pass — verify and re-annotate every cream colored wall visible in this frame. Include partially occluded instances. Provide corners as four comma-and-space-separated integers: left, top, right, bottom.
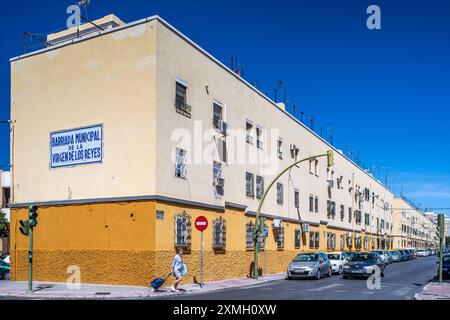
11, 21, 158, 203
154, 19, 393, 235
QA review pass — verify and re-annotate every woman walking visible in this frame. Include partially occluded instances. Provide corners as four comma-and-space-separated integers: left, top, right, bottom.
171, 247, 184, 292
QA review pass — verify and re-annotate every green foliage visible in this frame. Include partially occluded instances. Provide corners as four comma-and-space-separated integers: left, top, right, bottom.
0, 210, 9, 237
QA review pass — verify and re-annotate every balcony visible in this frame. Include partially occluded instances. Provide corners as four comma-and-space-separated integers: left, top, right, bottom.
175, 99, 192, 118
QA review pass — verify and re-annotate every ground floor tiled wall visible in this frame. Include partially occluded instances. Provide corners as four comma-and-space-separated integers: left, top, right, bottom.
10, 199, 392, 286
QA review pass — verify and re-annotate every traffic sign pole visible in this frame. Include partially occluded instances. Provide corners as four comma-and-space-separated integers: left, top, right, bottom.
194, 216, 208, 288
200, 231, 204, 287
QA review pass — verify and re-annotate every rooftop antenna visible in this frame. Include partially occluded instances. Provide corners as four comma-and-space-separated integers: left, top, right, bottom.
78, 0, 91, 20
309, 115, 314, 131
300, 111, 304, 123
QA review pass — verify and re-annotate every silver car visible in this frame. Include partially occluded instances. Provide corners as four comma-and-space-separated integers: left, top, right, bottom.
287, 252, 332, 280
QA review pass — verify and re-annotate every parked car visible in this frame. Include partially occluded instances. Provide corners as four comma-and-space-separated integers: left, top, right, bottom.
416, 250, 428, 257
390, 250, 401, 262
385, 251, 394, 264
287, 252, 332, 280
0, 259, 10, 280
2, 254, 10, 264
326, 252, 350, 275
371, 250, 389, 264
343, 252, 385, 279
398, 250, 408, 261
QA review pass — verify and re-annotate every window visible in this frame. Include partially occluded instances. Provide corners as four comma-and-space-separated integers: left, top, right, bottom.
340, 205, 345, 221
309, 232, 320, 249
256, 175, 264, 199
337, 176, 343, 189
355, 210, 362, 225
314, 196, 319, 213
212, 217, 226, 250
327, 233, 336, 250
348, 207, 352, 223
276, 183, 284, 204
276, 226, 284, 249
327, 201, 336, 219
365, 213, 370, 226
246, 222, 254, 249
294, 189, 300, 209
290, 144, 299, 160
340, 234, 345, 250
246, 120, 253, 144
175, 148, 187, 178
213, 102, 223, 129
175, 81, 187, 105
246, 172, 254, 197
309, 195, 314, 212
381, 219, 385, 229
295, 229, 301, 248
309, 159, 319, 176
174, 212, 191, 249
277, 138, 283, 159
213, 161, 224, 197
256, 126, 263, 149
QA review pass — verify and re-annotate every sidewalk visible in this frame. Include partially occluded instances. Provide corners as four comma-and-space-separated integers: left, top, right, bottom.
0, 273, 285, 299
414, 281, 450, 300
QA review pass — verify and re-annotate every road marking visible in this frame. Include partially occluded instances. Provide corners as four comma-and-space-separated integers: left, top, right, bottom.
308, 283, 342, 292
390, 287, 412, 296
361, 291, 375, 294
333, 290, 348, 293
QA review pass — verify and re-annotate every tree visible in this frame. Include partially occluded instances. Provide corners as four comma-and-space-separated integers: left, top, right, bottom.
0, 210, 9, 237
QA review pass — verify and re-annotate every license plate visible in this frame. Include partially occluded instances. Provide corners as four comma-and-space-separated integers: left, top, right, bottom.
352, 270, 363, 273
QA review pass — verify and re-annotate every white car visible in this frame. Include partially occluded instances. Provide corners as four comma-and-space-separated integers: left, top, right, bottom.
416, 250, 428, 257
326, 252, 350, 275
1, 255, 9, 264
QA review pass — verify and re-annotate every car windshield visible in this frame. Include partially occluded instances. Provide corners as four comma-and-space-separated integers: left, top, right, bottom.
349, 254, 377, 262
293, 254, 318, 262
392, 251, 399, 255
326, 254, 340, 260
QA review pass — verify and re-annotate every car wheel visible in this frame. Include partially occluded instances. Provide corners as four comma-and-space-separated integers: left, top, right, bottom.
315, 269, 321, 280
327, 268, 332, 277
287, 276, 293, 280
2, 271, 10, 281
339, 266, 343, 275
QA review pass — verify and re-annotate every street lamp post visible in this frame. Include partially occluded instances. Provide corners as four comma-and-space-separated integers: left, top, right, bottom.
252, 151, 334, 279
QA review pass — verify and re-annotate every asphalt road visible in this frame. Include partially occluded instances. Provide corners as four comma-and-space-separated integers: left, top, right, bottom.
154, 255, 439, 300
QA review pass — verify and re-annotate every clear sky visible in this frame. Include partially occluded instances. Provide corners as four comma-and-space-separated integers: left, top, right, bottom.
1, 0, 449, 216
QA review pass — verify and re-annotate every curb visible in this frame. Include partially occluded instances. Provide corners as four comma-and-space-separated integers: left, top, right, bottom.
0, 273, 286, 300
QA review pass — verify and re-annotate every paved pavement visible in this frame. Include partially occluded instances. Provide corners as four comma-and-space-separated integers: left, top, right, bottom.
415, 281, 450, 300
151, 256, 439, 300
0, 272, 285, 300
0, 256, 441, 300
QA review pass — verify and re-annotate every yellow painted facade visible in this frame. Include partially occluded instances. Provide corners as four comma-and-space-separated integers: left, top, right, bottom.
9, 15, 398, 286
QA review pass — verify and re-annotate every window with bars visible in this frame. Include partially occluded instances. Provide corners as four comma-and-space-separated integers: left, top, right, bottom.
213, 161, 224, 197
327, 233, 336, 250
295, 229, 301, 248
212, 217, 226, 251
355, 210, 362, 225
309, 232, 320, 249
174, 212, 191, 249
327, 201, 336, 219
276, 227, 284, 249
175, 81, 187, 106
175, 148, 187, 179
340, 234, 345, 250
256, 175, 264, 199
246, 172, 254, 197
276, 183, 284, 204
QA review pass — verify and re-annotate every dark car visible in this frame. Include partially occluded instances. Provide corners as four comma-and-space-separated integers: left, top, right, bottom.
440, 254, 450, 278
0, 259, 10, 280
400, 250, 411, 261
343, 252, 385, 279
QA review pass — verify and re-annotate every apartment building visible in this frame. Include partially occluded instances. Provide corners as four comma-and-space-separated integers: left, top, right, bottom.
425, 212, 450, 237
0, 170, 10, 222
392, 197, 439, 249
9, 15, 394, 286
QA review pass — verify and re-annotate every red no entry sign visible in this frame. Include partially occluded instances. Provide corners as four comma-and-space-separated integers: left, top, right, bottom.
195, 216, 208, 232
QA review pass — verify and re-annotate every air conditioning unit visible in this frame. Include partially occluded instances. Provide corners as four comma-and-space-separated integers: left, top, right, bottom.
302, 223, 310, 233
327, 179, 334, 188
218, 120, 228, 135
214, 177, 225, 188
273, 219, 282, 228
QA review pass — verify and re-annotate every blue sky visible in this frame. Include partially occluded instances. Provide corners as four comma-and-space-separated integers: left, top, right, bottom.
1, 0, 449, 215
